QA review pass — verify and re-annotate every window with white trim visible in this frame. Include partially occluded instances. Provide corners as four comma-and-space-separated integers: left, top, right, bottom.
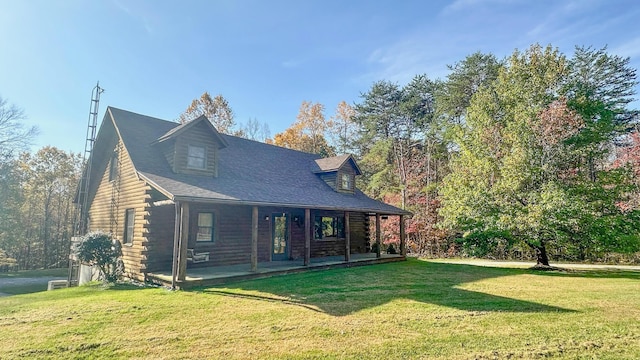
341, 173, 352, 190
196, 212, 215, 242
187, 145, 206, 170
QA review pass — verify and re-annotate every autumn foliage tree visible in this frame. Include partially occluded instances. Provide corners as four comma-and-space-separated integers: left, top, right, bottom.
273, 101, 334, 156
0, 146, 82, 270
440, 44, 640, 266
327, 101, 357, 155
178, 92, 236, 134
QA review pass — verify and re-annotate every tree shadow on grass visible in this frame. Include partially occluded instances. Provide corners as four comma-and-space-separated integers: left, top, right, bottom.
196, 259, 577, 316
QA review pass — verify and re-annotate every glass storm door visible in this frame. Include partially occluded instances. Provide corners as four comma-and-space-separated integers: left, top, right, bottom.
272, 214, 288, 261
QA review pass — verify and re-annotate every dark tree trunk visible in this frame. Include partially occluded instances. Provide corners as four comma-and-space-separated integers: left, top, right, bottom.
526, 239, 550, 267
534, 244, 550, 267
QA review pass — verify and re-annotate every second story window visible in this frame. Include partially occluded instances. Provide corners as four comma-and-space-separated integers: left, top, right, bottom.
123, 208, 135, 245
187, 145, 206, 170
341, 173, 352, 190
109, 150, 119, 182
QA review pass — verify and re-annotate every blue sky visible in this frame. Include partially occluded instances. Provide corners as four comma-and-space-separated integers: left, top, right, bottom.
2, 0, 640, 154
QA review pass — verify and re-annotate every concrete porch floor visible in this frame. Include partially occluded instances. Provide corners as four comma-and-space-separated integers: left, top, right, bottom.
147, 253, 405, 288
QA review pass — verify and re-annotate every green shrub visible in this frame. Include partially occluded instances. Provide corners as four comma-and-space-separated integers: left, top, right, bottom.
386, 243, 397, 254
73, 231, 124, 283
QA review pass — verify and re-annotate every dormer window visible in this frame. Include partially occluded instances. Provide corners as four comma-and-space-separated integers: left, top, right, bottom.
341, 173, 352, 190
187, 145, 206, 170
314, 155, 361, 194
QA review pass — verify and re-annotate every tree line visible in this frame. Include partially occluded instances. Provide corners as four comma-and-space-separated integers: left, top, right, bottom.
268, 44, 640, 265
0, 97, 83, 270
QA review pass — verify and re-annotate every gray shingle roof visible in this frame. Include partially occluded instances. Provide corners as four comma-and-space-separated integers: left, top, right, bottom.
108, 107, 409, 215
155, 114, 228, 148
314, 154, 362, 175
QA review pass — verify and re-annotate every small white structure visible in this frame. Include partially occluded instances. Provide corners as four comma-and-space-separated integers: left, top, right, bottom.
78, 263, 100, 285
69, 236, 101, 286
47, 280, 68, 291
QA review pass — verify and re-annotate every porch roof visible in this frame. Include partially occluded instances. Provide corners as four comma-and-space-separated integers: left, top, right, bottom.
109, 107, 410, 216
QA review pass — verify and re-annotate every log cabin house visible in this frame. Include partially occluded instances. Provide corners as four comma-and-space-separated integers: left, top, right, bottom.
77, 107, 410, 287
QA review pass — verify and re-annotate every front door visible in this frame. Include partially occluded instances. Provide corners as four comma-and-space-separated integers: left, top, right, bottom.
271, 213, 288, 261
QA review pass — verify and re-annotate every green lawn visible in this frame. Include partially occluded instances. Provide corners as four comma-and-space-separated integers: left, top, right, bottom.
1, 259, 638, 359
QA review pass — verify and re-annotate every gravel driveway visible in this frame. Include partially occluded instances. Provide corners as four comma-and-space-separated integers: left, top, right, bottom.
431, 259, 640, 271
0, 277, 66, 297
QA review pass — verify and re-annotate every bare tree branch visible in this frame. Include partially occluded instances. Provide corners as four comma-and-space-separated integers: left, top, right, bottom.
0, 96, 38, 159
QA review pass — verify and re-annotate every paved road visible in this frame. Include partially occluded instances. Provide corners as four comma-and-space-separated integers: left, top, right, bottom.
431, 259, 640, 271
0, 277, 66, 297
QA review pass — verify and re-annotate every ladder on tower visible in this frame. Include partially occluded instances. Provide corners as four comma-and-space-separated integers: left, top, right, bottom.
69, 82, 104, 287
76, 82, 104, 235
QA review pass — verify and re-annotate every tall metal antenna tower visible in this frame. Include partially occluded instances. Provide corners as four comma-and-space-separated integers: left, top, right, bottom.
69, 82, 104, 287
76, 82, 104, 235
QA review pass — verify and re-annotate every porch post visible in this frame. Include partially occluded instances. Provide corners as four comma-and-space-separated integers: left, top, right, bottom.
177, 202, 189, 281
344, 211, 351, 262
251, 206, 258, 272
399, 215, 406, 256
304, 208, 310, 266
375, 213, 381, 258
171, 201, 180, 290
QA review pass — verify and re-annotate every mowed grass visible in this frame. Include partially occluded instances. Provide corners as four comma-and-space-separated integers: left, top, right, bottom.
0, 259, 638, 359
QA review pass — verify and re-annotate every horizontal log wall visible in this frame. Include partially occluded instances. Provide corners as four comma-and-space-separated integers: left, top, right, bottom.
317, 166, 356, 194
173, 121, 220, 177
143, 204, 175, 272
143, 204, 373, 272
348, 212, 369, 253
88, 139, 152, 281
188, 203, 252, 267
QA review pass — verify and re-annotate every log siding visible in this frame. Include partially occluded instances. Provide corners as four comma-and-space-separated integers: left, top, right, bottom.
87, 139, 151, 281
143, 203, 371, 272
317, 164, 356, 194
171, 121, 219, 177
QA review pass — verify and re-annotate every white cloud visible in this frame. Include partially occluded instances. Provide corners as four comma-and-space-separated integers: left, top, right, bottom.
359, 36, 452, 85
441, 0, 520, 14
112, 0, 154, 35
525, 0, 600, 39
611, 37, 640, 59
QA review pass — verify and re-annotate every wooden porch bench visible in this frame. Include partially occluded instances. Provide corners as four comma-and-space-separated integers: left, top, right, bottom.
187, 249, 210, 263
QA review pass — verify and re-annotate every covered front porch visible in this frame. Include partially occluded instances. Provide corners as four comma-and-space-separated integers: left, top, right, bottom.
160, 201, 408, 289
148, 253, 405, 288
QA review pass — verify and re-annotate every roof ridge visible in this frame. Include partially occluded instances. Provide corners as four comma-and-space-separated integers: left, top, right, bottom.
219, 133, 323, 158
107, 106, 179, 126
